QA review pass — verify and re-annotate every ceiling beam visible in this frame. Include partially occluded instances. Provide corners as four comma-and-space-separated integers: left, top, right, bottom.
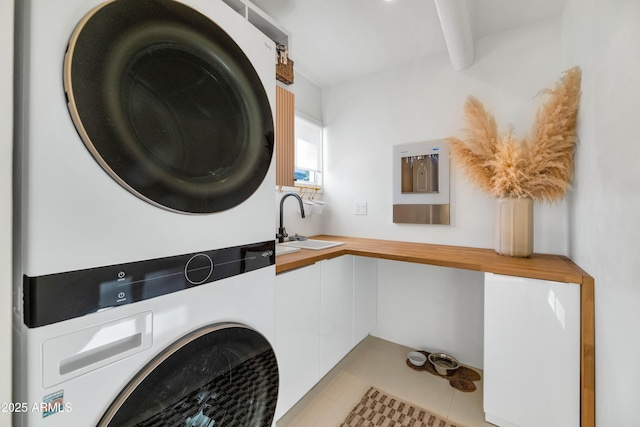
434, 0, 475, 71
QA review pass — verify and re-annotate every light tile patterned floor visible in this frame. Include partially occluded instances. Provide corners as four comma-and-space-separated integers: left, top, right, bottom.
276, 336, 494, 427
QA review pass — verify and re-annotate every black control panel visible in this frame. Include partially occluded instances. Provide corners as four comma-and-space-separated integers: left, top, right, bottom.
23, 240, 275, 328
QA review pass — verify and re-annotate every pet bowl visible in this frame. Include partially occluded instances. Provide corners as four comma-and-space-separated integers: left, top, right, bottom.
407, 351, 427, 367
428, 353, 460, 376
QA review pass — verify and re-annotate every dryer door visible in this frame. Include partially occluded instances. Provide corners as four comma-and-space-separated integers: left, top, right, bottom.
64, 0, 274, 214
98, 324, 278, 426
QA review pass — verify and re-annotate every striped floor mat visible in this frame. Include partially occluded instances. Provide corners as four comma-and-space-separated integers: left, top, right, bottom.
340, 386, 463, 427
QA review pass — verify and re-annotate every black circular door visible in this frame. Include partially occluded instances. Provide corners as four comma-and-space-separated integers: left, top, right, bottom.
64, 0, 274, 214
98, 324, 279, 426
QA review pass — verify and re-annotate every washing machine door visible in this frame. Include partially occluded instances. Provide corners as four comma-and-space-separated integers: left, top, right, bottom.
98, 324, 278, 426
64, 0, 274, 214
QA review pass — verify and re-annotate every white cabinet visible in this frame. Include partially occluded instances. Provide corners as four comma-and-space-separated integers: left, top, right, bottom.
484, 273, 580, 427
319, 255, 354, 377
275, 263, 321, 420
275, 256, 377, 419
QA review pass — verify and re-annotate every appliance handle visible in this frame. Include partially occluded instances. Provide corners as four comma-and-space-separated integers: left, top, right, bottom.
59, 333, 142, 375
42, 311, 153, 388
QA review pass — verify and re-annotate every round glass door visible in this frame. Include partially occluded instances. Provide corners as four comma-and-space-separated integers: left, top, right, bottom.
98, 324, 279, 426
64, 0, 274, 214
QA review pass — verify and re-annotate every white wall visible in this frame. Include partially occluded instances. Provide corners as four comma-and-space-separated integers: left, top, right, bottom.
320, 18, 569, 368
563, 0, 640, 425
373, 261, 484, 368
1, 0, 13, 424
322, 18, 568, 254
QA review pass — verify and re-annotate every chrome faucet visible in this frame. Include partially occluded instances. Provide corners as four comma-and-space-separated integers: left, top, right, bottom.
277, 193, 306, 243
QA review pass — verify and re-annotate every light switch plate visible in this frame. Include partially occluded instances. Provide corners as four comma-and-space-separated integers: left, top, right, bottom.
355, 201, 367, 215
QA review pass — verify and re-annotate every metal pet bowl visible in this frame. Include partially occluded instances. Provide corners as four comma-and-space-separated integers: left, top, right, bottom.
428, 353, 460, 376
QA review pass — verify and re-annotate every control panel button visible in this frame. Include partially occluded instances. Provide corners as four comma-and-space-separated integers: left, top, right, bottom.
184, 254, 214, 285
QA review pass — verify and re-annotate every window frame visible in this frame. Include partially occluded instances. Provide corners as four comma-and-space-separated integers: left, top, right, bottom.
293, 114, 323, 188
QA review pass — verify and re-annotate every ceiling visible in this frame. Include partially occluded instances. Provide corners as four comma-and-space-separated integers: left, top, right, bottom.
248, 0, 566, 88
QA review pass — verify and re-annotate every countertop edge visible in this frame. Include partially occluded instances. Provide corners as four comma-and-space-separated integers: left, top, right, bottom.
275, 235, 592, 284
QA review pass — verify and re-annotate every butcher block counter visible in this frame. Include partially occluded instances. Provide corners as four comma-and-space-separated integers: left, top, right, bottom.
275, 235, 595, 427
275, 235, 588, 283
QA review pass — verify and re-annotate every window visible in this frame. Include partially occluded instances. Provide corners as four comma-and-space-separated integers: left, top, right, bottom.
294, 115, 323, 186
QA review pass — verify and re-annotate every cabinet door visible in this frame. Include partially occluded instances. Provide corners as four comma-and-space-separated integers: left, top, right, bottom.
353, 256, 377, 344
484, 273, 580, 427
319, 255, 354, 377
275, 263, 321, 420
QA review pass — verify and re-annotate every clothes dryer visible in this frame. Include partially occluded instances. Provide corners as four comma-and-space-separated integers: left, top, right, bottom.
15, 0, 276, 277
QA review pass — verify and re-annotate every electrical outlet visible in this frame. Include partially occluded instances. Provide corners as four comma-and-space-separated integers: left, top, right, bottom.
355, 201, 367, 215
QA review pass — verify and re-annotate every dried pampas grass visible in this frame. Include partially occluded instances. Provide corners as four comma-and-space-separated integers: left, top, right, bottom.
448, 67, 582, 203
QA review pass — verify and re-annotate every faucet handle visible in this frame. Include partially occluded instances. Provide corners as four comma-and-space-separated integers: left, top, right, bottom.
276, 227, 288, 243
289, 233, 307, 241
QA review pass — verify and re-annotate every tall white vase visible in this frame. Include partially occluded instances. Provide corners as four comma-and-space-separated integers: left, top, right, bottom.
494, 197, 533, 257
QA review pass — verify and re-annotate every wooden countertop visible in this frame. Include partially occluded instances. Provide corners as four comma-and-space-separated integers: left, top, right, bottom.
276, 235, 589, 285
276, 234, 595, 427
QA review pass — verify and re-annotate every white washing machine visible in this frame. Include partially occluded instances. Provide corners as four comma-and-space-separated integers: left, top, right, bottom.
14, 0, 279, 425
14, 245, 278, 426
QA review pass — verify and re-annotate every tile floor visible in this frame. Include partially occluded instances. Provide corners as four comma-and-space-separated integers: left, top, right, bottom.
276, 335, 494, 427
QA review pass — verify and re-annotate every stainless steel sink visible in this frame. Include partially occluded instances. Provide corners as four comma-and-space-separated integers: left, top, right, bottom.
280, 239, 345, 251
275, 245, 301, 256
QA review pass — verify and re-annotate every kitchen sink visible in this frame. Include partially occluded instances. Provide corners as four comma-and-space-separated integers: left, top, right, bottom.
280, 239, 345, 251
275, 245, 301, 256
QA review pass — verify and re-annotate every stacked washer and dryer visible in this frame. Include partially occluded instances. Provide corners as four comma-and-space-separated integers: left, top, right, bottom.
14, 0, 280, 425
